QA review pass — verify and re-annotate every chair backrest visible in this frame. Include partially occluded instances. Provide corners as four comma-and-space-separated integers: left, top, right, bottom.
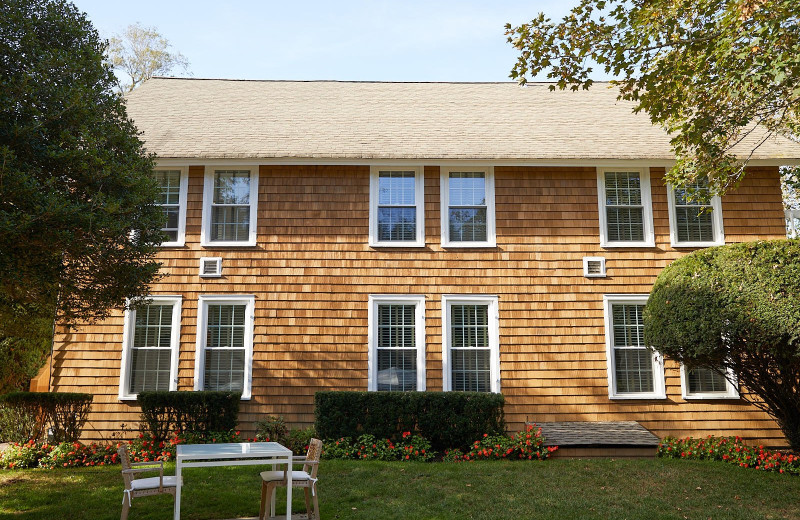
304, 438, 323, 479
118, 444, 133, 490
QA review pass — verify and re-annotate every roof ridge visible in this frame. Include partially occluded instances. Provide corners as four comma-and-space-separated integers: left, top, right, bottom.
149, 76, 617, 86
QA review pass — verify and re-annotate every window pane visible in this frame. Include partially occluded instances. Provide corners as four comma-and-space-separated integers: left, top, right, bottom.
211, 206, 250, 241
154, 170, 181, 205
378, 207, 416, 241
449, 172, 486, 206
204, 304, 246, 392
449, 208, 487, 242
605, 172, 645, 242
204, 349, 245, 392
606, 207, 644, 242
674, 178, 715, 243
214, 170, 251, 204
450, 304, 491, 392
376, 304, 417, 392
611, 303, 654, 394
129, 304, 174, 394
378, 171, 415, 205
605, 171, 642, 206
451, 349, 491, 392
688, 367, 729, 394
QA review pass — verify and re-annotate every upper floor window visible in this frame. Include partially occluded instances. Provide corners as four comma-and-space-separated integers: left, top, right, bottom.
441, 167, 496, 247
667, 177, 724, 247
202, 166, 258, 247
681, 365, 739, 399
119, 296, 182, 400
153, 167, 188, 247
369, 167, 425, 247
597, 168, 654, 248
442, 295, 500, 392
367, 295, 426, 391
603, 294, 665, 399
194, 295, 255, 399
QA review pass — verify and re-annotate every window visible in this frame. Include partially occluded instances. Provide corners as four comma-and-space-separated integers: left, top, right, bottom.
367, 295, 426, 391
603, 295, 665, 399
119, 296, 181, 400
667, 178, 724, 247
681, 365, 739, 399
153, 167, 188, 247
441, 167, 496, 247
442, 295, 500, 392
194, 295, 255, 399
201, 166, 258, 246
369, 167, 424, 247
597, 168, 654, 247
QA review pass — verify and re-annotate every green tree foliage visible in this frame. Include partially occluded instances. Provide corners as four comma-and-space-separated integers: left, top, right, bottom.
107, 22, 190, 92
506, 0, 800, 197
644, 240, 800, 449
0, 0, 166, 389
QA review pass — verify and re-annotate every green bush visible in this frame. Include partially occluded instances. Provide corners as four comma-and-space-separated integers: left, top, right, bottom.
314, 391, 506, 451
255, 415, 289, 444
287, 426, 316, 454
322, 432, 435, 462
137, 391, 241, 444
0, 392, 92, 443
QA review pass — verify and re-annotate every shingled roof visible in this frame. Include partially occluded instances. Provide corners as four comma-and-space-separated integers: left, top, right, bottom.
125, 78, 800, 162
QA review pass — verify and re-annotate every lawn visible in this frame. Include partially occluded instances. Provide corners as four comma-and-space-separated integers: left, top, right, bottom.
2, 458, 800, 520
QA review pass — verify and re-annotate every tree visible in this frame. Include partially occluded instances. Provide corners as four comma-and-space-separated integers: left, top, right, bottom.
0, 0, 166, 389
643, 240, 800, 449
506, 0, 800, 197
107, 22, 190, 92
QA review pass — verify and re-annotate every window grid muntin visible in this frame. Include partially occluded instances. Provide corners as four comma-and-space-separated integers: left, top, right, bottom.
604, 171, 645, 242
211, 170, 251, 242
376, 303, 417, 391
611, 303, 654, 394
204, 303, 246, 392
448, 172, 488, 242
154, 170, 181, 242
129, 304, 173, 394
450, 304, 491, 392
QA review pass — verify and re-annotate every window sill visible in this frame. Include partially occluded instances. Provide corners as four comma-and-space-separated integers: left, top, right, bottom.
369, 242, 426, 248
609, 393, 667, 400
118, 395, 138, 402
601, 241, 656, 249
442, 242, 497, 249
158, 241, 186, 248
671, 241, 726, 249
683, 394, 740, 400
201, 241, 257, 248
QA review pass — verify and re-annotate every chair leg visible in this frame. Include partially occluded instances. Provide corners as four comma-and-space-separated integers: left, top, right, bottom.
311, 484, 320, 520
269, 483, 277, 518
120, 494, 130, 520
304, 488, 311, 518
259, 481, 268, 520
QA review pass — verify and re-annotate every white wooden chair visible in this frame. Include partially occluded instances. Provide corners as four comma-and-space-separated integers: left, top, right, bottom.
118, 444, 181, 520
259, 438, 323, 520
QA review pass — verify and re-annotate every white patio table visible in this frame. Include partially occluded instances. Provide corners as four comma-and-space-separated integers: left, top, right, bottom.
174, 442, 293, 520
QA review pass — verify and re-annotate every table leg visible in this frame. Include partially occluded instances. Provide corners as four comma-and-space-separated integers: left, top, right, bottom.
285, 456, 292, 520
270, 463, 277, 518
174, 461, 182, 520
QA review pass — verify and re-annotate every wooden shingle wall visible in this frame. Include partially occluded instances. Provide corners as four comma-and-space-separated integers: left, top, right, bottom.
49, 165, 788, 445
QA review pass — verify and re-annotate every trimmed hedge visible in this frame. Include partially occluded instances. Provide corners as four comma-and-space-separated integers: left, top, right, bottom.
137, 391, 241, 444
314, 391, 505, 451
0, 392, 92, 443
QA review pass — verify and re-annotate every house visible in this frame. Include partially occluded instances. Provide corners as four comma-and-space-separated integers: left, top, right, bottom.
40, 78, 800, 445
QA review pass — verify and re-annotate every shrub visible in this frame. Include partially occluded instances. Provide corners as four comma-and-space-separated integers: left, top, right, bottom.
315, 391, 506, 451
0, 440, 52, 469
451, 424, 557, 462
0, 392, 92, 443
137, 391, 241, 444
322, 432, 435, 462
39, 441, 119, 469
659, 436, 800, 474
255, 415, 289, 445
287, 426, 316, 454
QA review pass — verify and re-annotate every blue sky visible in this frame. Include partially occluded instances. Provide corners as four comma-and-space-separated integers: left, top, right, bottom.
70, 0, 578, 82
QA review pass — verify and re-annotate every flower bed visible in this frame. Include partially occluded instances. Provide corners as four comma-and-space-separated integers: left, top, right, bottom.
443, 424, 556, 462
658, 436, 800, 475
322, 431, 435, 461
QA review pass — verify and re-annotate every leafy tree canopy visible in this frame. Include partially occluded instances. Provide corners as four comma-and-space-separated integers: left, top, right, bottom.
107, 22, 190, 92
0, 0, 165, 340
506, 0, 800, 197
644, 240, 800, 449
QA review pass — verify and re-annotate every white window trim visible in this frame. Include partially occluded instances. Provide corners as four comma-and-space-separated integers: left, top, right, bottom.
666, 184, 725, 248
440, 166, 497, 248
119, 296, 182, 401
602, 294, 666, 400
201, 166, 259, 247
367, 295, 426, 392
680, 364, 739, 400
596, 167, 655, 248
441, 295, 500, 393
155, 166, 189, 247
194, 295, 255, 400
368, 166, 425, 247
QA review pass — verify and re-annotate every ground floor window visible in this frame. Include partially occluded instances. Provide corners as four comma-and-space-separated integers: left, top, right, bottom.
368, 295, 426, 391
442, 295, 500, 393
681, 365, 739, 399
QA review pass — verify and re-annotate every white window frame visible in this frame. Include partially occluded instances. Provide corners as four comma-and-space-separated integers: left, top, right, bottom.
367, 295, 426, 392
597, 167, 655, 248
201, 166, 259, 247
154, 166, 188, 247
194, 295, 255, 400
441, 295, 500, 393
666, 184, 725, 248
680, 364, 739, 400
603, 294, 665, 400
119, 296, 182, 400
440, 166, 496, 248
369, 166, 425, 247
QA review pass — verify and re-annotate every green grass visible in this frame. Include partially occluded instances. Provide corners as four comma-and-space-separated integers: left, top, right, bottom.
2, 458, 800, 519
